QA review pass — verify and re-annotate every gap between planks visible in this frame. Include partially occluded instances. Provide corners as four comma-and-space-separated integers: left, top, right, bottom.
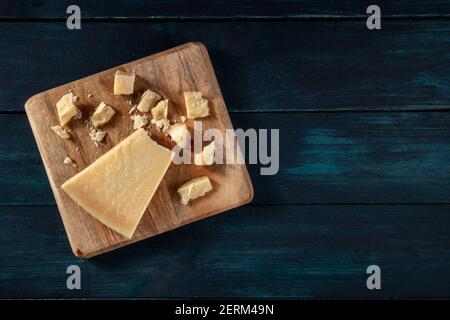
2, 15, 450, 23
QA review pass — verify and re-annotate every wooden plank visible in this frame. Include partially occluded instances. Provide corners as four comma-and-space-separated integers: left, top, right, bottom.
4, 111, 450, 205
1, 204, 449, 298
2, 20, 450, 112
1, 1, 450, 19
25, 42, 253, 258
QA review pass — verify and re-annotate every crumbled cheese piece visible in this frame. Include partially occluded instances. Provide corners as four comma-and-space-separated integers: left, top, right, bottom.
51, 125, 70, 139
56, 92, 81, 126
137, 89, 161, 112
180, 116, 186, 123
89, 129, 107, 142
63, 157, 76, 167
167, 123, 189, 147
91, 102, 115, 128
184, 91, 209, 119
127, 100, 132, 106
151, 118, 170, 132
151, 99, 168, 120
87, 93, 93, 99
130, 114, 148, 130
114, 70, 135, 95
194, 141, 215, 166
178, 176, 213, 205
72, 95, 79, 103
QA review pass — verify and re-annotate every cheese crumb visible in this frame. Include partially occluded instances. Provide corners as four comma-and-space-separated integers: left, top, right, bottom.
151, 99, 168, 120
184, 91, 209, 119
91, 102, 115, 128
180, 116, 186, 123
89, 129, 107, 142
130, 114, 148, 130
167, 123, 189, 147
129, 105, 137, 114
56, 92, 81, 126
194, 141, 215, 166
63, 157, 76, 167
178, 176, 213, 205
51, 125, 70, 139
114, 70, 135, 95
72, 95, 79, 103
87, 93, 93, 99
151, 118, 170, 132
137, 89, 161, 112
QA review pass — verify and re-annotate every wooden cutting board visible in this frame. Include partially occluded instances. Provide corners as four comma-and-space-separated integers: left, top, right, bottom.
25, 42, 253, 258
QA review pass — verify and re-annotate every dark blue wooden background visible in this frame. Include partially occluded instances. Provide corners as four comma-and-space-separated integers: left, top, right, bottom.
1, 0, 450, 298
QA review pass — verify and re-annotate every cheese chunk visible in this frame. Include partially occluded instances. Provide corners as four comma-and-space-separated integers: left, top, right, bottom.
56, 93, 80, 126
130, 114, 148, 130
62, 129, 173, 239
168, 123, 189, 147
178, 176, 213, 205
114, 71, 135, 95
151, 99, 168, 120
51, 125, 70, 139
91, 102, 115, 128
137, 89, 161, 112
151, 118, 170, 132
184, 91, 209, 119
194, 141, 215, 166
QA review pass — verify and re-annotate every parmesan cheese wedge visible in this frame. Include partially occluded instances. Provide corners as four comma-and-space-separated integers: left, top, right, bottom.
61, 129, 173, 239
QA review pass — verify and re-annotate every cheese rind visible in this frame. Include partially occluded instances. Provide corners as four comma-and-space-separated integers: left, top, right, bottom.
194, 141, 215, 166
56, 93, 80, 126
61, 129, 173, 239
114, 71, 135, 95
184, 91, 209, 119
91, 102, 115, 128
178, 176, 213, 205
151, 99, 168, 120
137, 89, 161, 112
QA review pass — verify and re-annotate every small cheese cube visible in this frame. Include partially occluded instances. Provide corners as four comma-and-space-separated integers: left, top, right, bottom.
114, 70, 135, 95
91, 102, 115, 128
137, 89, 161, 112
56, 92, 80, 126
178, 176, 213, 205
168, 123, 189, 147
151, 99, 168, 120
51, 125, 70, 139
130, 114, 148, 130
184, 91, 209, 119
194, 141, 215, 166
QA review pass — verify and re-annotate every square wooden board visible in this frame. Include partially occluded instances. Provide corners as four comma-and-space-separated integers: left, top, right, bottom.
25, 42, 254, 258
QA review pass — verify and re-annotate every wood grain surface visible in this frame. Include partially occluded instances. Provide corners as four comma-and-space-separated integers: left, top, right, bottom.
2, 20, 450, 112
25, 42, 253, 258
1, 0, 450, 18
1, 1, 450, 298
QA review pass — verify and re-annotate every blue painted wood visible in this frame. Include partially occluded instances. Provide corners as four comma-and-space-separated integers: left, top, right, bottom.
1, 204, 449, 298
1, 1, 450, 19
2, 20, 450, 112
3, 112, 450, 205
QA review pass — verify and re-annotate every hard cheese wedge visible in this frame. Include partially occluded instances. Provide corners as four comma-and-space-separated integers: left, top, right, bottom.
61, 128, 173, 239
